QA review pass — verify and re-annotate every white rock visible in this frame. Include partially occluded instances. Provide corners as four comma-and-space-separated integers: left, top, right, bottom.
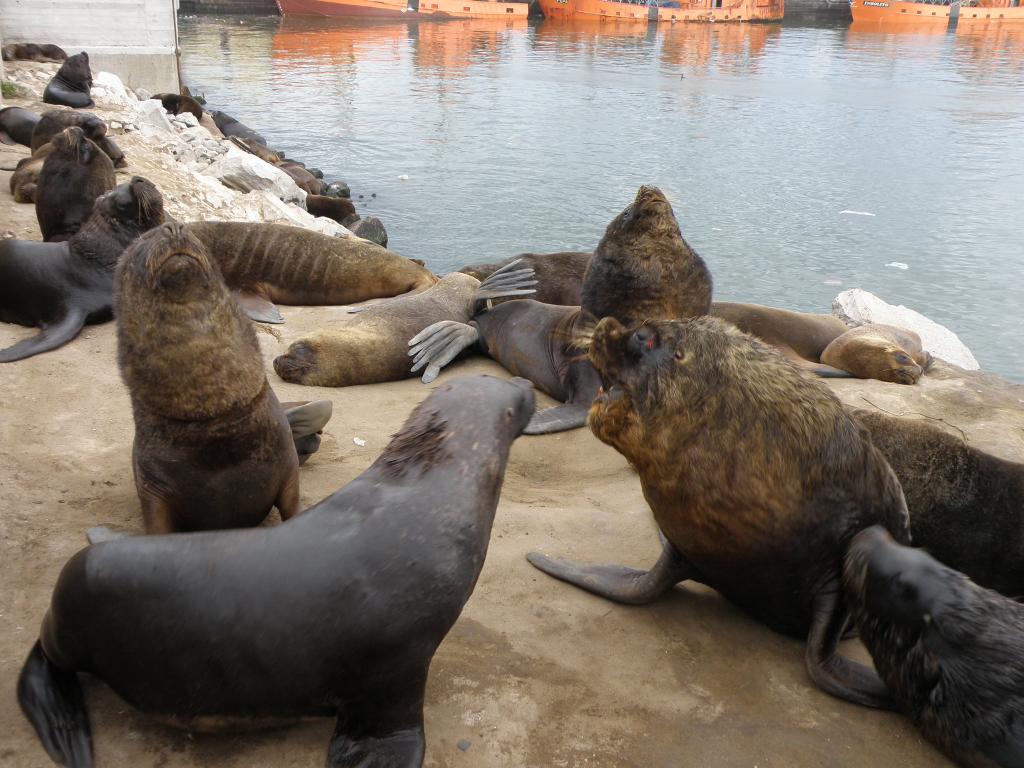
204, 152, 306, 204
134, 99, 174, 133
309, 216, 354, 238
172, 112, 200, 128
93, 71, 135, 107
134, 87, 153, 101
832, 289, 980, 370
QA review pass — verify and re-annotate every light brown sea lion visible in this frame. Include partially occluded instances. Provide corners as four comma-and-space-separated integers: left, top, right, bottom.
42, 51, 94, 109
228, 135, 280, 164
274, 263, 536, 387
116, 222, 332, 534
185, 220, 439, 323
528, 315, 910, 707
710, 301, 849, 370
822, 324, 932, 384
306, 193, 356, 227
35, 126, 116, 242
31, 110, 127, 168
459, 251, 592, 306
581, 185, 712, 325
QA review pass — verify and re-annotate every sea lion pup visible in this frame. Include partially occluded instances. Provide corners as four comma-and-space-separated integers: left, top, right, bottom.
0, 176, 164, 362
210, 109, 267, 145
851, 409, 1024, 596
274, 263, 536, 387
186, 220, 439, 323
0, 106, 41, 146
31, 110, 128, 168
305, 193, 357, 227
822, 324, 932, 385
527, 316, 911, 707
581, 185, 713, 326
42, 51, 94, 109
2, 43, 67, 62
150, 92, 204, 122
459, 251, 593, 306
845, 526, 1024, 767
116, 223, 332, 534
35, 126, 116, 242
17, 374, 535, 768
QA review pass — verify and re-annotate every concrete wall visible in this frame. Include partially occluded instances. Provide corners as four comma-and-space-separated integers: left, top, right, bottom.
0, 0, 180, 92
179, 0, 280, 12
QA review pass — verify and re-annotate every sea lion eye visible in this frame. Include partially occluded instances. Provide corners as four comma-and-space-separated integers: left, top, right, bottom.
895, 352, 913, 365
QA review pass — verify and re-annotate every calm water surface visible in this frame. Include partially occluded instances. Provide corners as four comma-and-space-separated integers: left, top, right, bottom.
178, 14, 1024, 381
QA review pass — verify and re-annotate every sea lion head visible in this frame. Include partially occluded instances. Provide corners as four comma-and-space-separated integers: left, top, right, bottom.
80, 116, 108, 142
51, 126, 96, 165
834, 336, 923, 385
118, 221, 214, 301
274, 338, 322, 385
93, 176, 165, 231
602, 185, 678, 248
57, 51, 92, 89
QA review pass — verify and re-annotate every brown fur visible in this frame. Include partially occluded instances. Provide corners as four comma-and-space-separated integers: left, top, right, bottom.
2, 43, 67, 62
115, 223, 298, 533
710, 301, 849, 364
581, 186, 712, 326
277, 160, 325, 195
459, 251, 592, 307
822, 324, 932, 384
306, 194, 356, 226
9, 144, 54, 203
42, 52, 93, 108
35, 127, 116, 242
377, 407, 451, 479
31, 110, 127, 168
152, 93, 204, 122
228, 136, 280, 164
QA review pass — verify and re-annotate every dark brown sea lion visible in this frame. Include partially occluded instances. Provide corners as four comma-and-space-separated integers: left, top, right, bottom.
35, 126, 116, 242
151, 92, 204, 122
17, 373, 535, 768
459, 251, 592, 306
185, 221, 439, 323
210, 109, 267, 145
116, 223, 330, 534
845, 525, 1024, 767
0, 177, 164, 362
1, 43, 67, 62
12, 117, 116, 205
852, 409, 1024, 596
528, 316, 911, 707
277, 159, 325, 195
275, 264, 535, 387
581, 185, 712, 325
305, 194, 357, 227
0, 106, 41, 146
42, 51, 94, 109
822, 324, 932, 384
31, 110, 127, 168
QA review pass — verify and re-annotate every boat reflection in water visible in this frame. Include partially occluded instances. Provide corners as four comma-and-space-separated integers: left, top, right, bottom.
536, 0, 783, 24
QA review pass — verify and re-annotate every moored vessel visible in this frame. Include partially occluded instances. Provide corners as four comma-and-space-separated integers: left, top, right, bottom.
535, 0, 783, 23
848, 0, 951, 23
276, 0, 528, 19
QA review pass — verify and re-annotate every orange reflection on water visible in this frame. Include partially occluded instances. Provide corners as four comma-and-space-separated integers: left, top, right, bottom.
414, 17, 527, 71
955, 22, 1024, 72
847, 19, 952, 37
659, 20, 779, 71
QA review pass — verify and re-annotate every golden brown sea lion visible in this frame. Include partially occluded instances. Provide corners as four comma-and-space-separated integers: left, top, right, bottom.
822, 323, 932, 384
528, 315, 910, 707
35, 126, 116, 242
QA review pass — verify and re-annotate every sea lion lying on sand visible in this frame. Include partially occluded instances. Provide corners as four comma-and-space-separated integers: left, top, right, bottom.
35, 126, 115, 242
846, 526, 1024, 767
0, 106, 41, 146
18, 374, 535, 768
42, 51, 94, 108
529, 316, 910, 707
459, 251, 592, 306
822, 324, 932, 384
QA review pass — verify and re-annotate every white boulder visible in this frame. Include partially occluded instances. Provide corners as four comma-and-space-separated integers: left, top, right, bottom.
134, 99, 174, 134
832, 289, 980, 370
171, 111, 200, 129
203, 149, 306, 204
93, 71, 135, 107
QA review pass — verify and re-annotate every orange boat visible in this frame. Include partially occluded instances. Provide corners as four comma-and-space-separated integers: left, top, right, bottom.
536, 0, 783, 23
850, 0, 1024, 23
276, 0, 528, 19
959, 0, 1024, 22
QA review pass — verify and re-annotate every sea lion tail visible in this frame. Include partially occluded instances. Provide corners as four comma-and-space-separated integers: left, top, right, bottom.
474, 258, 536, 303
408, 321, 480, 384
18, 640, 93, 767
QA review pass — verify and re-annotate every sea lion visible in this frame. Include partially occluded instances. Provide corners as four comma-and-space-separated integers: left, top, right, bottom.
42, 51, 94, 109
0, 106, 41, 146
210, 109, 267, 145
278, 159, 325, 195
274, 263, 536, 387
116, 223, 331, 534
822, 323, 932, 384
459, 251, 592, 307
35, 126, 116, 242
349, 216, 388, 248
0, 176, 164, 362
581, 185, 712, 326
305, 194, 357, 227
845, 525, 1024, 767
228, 135, 280, 164
852, 409, 1024, 596
31, 110, 128, 168
12, 117, 115, 205
151, 92, 204, 122
185, 220, 439, 323
1, 43, 67, 62
527, 316, 911, 707
17, 373, 535, 768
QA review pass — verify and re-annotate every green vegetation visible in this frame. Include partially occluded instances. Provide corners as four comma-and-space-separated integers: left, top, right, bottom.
1, 81, 18, 99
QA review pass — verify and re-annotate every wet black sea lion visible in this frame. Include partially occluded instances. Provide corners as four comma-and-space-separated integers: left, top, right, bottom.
42, 51, 94, 108
459, 251, 592, 306
186, 220, 439, 322
31, 110, 127, 168
1, 43, 67, 62
35, 126, 116, 242
822, 324, 932, 384
0, 176, 164, 362
116, 223, 330, 534
852, 409, 1024, 596
845, 526, 1024, 767
210, 109, 267, 145
17, 374, 535, 768
0, 106, 41, 146
528, 316, 911, 707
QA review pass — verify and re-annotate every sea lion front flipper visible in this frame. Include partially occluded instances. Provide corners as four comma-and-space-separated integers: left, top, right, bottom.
408, 320, 480, 384
474, 258, 537, 302
283, 400, 333, 438
805, 580, 895, 710
796, 360, 855, 378
234, 290, 284, 324
526, 540, 699, 606
524, 403, 590, 435
17, 641, 93, 768
86, 526, 129, 545
327, 722, 425, 768
0, 309, 87, 362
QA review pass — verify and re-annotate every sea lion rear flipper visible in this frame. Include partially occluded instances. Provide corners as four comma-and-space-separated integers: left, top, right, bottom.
283, 400, 334, 438
474, 258, 537, 303
800, 361, 855, 378
805, 581, 895, 710
17, 641, 93, 767
327, 720, 425, 768
0, 310, 86, 362
526, 540, 699, 605
234, 290, 284, 324
524, 403, 590, 435
0, 130, 15, 145
408, 321, 480, 384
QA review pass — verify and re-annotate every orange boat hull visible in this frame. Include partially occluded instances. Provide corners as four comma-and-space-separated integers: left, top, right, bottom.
536, 0, 782, 22
848, 0, 951, 22
277, 0, 527, 19
959, 2, 1024, 22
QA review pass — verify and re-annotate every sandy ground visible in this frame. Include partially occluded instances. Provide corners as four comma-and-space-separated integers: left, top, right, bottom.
4, 79, 1023, 768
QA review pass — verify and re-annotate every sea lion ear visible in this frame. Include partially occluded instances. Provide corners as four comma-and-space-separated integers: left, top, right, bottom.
674, 345, 690, 364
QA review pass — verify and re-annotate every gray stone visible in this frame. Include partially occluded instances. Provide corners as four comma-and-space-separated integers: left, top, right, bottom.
134, 99, 174, 133
350, 216, 388, 248
204, 149, 306, 204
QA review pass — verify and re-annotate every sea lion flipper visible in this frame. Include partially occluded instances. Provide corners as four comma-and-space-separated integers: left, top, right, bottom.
408, 321, 479, 383
805, 581, 895, 710
327, 719, 425, 768
86, 526, 129, 545
0, 309, 86, 362
523, 403, 590, 435
283, 400, 334, 438
234, 290, 284, 324
801, 362, 855, 378
0, 130, 16, 145
17, 641, 93, 767
526, 541, 697, 606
